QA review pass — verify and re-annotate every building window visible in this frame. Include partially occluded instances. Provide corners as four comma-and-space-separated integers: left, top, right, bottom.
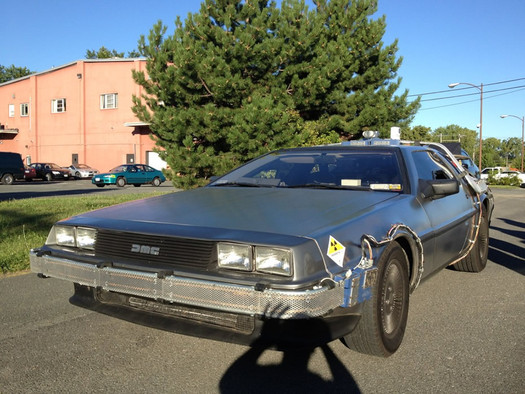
51, 98, 66, 113
20, 103, 29, 117
8, 104, 15, 117
100, 93, 118, 109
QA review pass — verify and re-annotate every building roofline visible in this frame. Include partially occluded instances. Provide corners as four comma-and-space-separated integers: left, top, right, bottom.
0, 58, 147, 87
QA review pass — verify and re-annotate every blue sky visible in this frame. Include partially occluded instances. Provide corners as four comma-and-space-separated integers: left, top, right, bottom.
2, 0, 524, 140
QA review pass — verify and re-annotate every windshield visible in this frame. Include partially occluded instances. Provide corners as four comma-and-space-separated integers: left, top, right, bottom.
110, 165, 128, 173
210, 150, 403, 191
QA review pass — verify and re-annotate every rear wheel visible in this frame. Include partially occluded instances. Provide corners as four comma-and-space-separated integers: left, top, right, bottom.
116, 177, 126, 187
342, 241, 410, 357
1, 173, 14, 185
452, 213, 489, 272
75, 171, 81, 179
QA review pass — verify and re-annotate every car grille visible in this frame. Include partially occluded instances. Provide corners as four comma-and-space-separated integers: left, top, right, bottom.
94, 230, 215, 270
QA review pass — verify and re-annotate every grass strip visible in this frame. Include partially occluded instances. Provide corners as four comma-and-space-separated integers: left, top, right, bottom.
0, 193, 168, 274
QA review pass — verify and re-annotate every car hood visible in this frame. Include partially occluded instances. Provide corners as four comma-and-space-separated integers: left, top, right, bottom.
66, 187, 400, 239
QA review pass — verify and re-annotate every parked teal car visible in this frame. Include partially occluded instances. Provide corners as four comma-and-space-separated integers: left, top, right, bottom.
92, 164, 166, 187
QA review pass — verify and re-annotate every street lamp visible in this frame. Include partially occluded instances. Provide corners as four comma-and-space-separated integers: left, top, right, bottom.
500, 114, 524, 172
449, 82, 484, 170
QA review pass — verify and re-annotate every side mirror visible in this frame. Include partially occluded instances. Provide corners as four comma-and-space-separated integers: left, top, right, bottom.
419, 179, 459, 200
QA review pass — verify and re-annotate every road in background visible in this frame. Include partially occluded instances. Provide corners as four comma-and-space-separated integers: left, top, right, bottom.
0, 179, 177, 201
0, 188, 523, 393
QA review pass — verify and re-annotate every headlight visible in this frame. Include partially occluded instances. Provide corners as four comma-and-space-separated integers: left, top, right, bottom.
48, 225, 96, 250
255, 246, 292, 276
218, 243, 252, 271
76, 227, 97, 249
218, 243, 292, 276
55, 226, 75, 247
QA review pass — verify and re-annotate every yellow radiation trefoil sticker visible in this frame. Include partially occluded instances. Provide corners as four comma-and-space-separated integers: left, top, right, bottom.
327, 235, 345, 267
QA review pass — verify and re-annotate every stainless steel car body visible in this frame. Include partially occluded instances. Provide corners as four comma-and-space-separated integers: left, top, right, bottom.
30, 139, 493, 352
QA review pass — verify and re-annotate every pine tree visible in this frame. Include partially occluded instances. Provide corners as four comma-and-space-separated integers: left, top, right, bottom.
132, 0, 419, 188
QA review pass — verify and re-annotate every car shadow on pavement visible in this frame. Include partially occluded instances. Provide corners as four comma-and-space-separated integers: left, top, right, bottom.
219, 343, 360, 393
219, 313, 360, 393
488, 238, 525, 276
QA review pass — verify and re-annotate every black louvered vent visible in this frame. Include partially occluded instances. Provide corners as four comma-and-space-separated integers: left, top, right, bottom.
94, 230, 215, 269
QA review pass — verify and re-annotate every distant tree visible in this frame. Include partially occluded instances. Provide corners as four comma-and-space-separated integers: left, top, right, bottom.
127, 50, 141, 58
500, 137, 521, 168
481, 137, 502, 168
133, 0, 420, 188
85, 46, 141, 59
401, 125, 431, 141
431, 125, 478, 159
0, 64, 34, 83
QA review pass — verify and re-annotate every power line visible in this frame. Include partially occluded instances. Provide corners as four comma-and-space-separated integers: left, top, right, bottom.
419, 84, 525, 102
417, 86, 525, 111
407, 78, 525, 97
407, 77, 525, 98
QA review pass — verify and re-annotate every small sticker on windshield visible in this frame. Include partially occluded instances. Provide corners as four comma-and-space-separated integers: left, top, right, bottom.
327, 236, 345, 267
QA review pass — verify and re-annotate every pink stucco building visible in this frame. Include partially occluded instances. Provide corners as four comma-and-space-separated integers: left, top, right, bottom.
0, 59, 165, 172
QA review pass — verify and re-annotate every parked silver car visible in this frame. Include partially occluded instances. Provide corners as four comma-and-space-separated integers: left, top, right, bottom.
68, 164, 99, 179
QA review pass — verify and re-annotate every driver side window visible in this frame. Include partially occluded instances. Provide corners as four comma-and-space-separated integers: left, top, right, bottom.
413, 151, 454, 181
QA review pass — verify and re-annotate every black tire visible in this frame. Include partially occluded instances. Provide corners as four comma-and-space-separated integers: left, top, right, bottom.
152, 177, 161, 187
452, 213, 489, 272
116, 177, 126, 187
45, 173, 53, 182
1, 173, 14, 185
342, 241, 410, 357
96, 184, 105, 188
75, 171, 81, 180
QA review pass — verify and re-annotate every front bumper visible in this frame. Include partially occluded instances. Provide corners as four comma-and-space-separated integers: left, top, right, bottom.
30, 250, 346, 319
92, 177, 115, 185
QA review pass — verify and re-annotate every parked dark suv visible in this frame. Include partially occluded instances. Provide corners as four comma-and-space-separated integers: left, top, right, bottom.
0, 152, 25, 185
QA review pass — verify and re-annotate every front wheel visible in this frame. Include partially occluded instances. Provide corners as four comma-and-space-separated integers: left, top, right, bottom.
1, 173, 14, 185
45, 173, 53, 182
342, 241, 410, 357
116, 177, 126, 187
96, 184, 105, 188
152, 177, 161, 187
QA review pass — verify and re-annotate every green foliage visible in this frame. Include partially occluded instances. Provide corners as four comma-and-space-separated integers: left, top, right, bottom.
0, 194, 169, 274
132, 0, 420, 188
401, 125, 432, 141
0, 64, 34, 83
430, 125, 478, 159
487, 174, 521, 187
85, 46, 141, 59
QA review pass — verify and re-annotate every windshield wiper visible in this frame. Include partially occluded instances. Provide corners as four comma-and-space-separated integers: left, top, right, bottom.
286, 183, 368, 190
211, 181, 264, 188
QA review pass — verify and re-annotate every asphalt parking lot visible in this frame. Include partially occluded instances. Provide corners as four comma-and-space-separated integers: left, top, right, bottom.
0, 179, 178, 201
0, 187, 523, 393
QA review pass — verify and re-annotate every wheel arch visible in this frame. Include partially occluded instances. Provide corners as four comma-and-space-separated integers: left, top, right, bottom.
392, 235, 421, 294
362, 224, 424, 294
